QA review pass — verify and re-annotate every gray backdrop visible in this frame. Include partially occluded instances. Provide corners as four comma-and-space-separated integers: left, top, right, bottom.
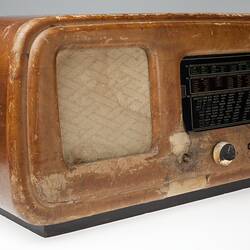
1, 0, 250, 16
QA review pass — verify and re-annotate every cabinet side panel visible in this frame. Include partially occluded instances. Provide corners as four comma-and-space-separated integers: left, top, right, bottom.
0, 18, 29, 212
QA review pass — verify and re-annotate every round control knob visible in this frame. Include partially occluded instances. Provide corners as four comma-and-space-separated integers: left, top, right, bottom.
213, 142, 236, 167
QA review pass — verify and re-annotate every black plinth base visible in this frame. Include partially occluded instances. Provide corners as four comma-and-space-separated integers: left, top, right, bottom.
1, 178, 250, 237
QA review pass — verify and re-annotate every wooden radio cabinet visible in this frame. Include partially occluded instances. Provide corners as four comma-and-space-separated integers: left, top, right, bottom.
0, 13, 250, 236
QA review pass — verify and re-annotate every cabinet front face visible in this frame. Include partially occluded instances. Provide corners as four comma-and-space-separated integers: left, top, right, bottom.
3, 14, 250, 228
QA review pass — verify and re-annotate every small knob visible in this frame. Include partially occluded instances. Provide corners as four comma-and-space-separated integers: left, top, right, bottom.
213, 142, 236, 167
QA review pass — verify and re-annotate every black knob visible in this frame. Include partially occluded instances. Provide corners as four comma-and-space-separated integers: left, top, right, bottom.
220, 143, 236, 161
213, 142, 236, 167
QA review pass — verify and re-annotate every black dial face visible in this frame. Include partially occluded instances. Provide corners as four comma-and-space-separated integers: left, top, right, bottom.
220, 144, 236, 161
181, 53, 250, 132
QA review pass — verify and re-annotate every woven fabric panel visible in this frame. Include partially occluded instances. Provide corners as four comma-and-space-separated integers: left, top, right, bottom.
56, 47, 152, 165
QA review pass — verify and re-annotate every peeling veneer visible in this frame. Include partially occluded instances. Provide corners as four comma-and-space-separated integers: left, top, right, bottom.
169, 132, 191, 162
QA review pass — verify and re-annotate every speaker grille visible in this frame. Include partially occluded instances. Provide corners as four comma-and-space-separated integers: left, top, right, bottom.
56, 47, 152, 165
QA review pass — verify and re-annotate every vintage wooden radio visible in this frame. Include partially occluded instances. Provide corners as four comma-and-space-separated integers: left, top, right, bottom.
1, 13, 250, 237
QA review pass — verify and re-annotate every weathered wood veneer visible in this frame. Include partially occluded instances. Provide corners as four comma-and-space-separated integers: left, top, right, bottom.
1, 13, 250, 236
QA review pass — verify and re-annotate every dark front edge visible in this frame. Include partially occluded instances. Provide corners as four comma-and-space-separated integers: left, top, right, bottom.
1, 178, 250, 237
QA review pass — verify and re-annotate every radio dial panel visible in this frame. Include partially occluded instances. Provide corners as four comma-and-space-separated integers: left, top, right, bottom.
181, 53, 250, 131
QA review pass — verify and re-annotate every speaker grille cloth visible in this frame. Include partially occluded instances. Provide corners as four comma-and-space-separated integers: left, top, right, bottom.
56, 47, 152, 165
